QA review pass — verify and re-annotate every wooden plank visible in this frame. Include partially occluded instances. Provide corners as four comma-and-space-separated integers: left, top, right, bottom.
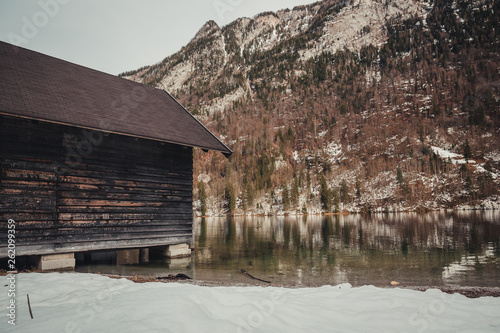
0, 219, 192, 231
54, 155, 192, 177
0, 188, 56, 197
62, 134, 191, 157
0, 143, 61, 158
58, 225, 192, 234
0, 157, 58, 164
0, 195, 56, 211
59, 220, 192, 228
56, 206, 192, 214
0, 213, 57, 222
55, 159, 193, 179
2, 224, 192, 237
1, 169, 58, 182
57, 212, 192, 221
56, 191, 191, 201
56, 232, 193, 243
62, 141, 191, 161
0, 180, 57, 189
0, 135, 61, 149
57, 184, 192, 198
55, 167, 193, 186
61, 140, 192, 169
0, 232, 193, 247
58, 175, 192, 188
1, 159, 60, 173
0, 134, 61, 146
0, 236, 193, 257
63, 158, 192, 177
54, 183, 191, 196
0, 221, 57, 229
57, 198, 189, 207
55, 139, 191, 163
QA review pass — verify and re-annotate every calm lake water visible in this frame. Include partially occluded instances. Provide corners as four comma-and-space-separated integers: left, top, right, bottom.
77, 212, 500, 287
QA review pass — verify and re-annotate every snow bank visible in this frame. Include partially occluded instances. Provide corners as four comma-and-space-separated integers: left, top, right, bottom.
2, 273, 500, 332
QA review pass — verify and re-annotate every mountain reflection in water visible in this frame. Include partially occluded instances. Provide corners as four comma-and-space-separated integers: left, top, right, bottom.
194, 212, 500, 287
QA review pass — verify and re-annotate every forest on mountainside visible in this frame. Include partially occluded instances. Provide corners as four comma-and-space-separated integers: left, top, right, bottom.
122, 0, 500, 215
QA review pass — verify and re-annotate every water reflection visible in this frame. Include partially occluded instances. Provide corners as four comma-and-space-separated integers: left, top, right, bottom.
194, 212, 500, 287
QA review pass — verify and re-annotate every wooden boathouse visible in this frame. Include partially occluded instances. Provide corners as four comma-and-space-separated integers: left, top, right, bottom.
0, 41, 231, 270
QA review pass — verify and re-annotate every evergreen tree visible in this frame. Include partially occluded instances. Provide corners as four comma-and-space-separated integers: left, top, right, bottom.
198, 181, 207, 216
340, 180, 349, 204
463, 140, 472, 162
419, 125, 425, 143
396, 167, 405, 185
286, 126, 294, 142
225, 182, 236, 214
333, 190, 340, 213
246, 184, 254, 210
242, 195, 248, 212
291, 178, 300, 208
320, 176, 332, 212
355, 179, 361, 199
396, 167, 411, 197
282, 184, 290, 211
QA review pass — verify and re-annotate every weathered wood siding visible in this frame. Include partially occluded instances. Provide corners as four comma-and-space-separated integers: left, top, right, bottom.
0, 115, 193, 257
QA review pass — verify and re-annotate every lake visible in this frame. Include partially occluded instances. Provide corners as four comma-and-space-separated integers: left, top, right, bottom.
77, 212, 500, 287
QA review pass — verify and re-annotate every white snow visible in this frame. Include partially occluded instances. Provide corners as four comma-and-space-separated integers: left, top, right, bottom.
318, 130, 328, 138
274, 155, 287, 170
197, 173, 211, 184
325, 141, 342, 164
486, 151, 500, 163
431, 146, 468, 165
2, 273, 500, 332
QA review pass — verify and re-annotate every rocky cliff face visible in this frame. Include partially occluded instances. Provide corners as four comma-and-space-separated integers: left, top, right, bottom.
122, 0, 500, 215
124, 0, 424, 114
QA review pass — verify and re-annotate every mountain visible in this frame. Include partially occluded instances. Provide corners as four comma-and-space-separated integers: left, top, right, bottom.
121, 0, 500, 215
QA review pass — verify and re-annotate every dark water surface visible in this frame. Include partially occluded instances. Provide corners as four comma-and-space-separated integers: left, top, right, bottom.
77, 212, 500, 287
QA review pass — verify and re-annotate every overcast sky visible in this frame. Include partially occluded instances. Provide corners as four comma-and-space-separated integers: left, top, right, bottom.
0, 0, 317, 75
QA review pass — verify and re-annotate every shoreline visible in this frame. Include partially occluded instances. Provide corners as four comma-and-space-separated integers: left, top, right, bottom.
196, 207, 499, 218
101, 273, 500, 299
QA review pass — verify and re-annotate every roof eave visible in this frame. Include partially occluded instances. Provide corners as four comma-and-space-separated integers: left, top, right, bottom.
162, 90, 233, 157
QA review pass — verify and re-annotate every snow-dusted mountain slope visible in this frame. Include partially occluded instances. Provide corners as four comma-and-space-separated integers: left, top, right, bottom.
121, 0, 500, 214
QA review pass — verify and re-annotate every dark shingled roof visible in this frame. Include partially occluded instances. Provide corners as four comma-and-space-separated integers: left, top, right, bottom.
0, 41, 232, 155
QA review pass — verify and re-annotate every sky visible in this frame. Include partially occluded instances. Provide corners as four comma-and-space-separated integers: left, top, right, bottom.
0, 0, 317, 75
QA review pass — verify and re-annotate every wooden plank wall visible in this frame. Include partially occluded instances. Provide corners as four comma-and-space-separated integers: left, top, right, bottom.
0, 115, 193, 257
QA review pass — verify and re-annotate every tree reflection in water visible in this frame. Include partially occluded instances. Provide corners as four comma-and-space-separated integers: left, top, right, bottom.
194, 212, 500, 287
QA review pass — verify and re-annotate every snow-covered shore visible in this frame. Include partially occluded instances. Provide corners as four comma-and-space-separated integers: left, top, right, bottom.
2, 273, 500, 332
